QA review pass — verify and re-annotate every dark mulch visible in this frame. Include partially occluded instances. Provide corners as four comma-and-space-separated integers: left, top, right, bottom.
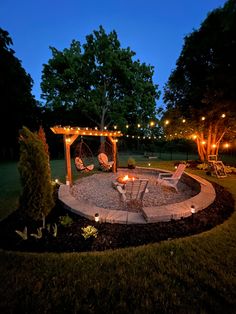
0, 182, 234, 253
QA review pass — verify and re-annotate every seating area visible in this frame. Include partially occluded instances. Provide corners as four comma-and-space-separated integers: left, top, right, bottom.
116, 179, 149, 210
98, 152, 114, 171
74, 157, 94, 172
207, 155, 227, 178
157, 163, 186, 192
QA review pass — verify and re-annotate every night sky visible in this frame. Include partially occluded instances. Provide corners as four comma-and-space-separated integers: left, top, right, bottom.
0, 0, 227, 105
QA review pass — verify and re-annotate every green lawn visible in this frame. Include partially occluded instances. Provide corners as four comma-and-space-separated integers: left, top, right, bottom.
0, 156, 236, 313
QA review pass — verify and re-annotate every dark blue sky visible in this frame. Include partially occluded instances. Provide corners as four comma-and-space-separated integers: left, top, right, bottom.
0, 0, 227, 105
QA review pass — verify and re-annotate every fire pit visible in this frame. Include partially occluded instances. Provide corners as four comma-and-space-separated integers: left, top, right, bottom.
112, 174, 139, 189
116, 174, 139, 184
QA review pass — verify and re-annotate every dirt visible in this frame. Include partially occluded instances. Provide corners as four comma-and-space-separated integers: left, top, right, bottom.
0, 182, 234, 253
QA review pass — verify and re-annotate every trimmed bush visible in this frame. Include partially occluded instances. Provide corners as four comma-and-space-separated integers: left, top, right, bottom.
18, 126, 54, 221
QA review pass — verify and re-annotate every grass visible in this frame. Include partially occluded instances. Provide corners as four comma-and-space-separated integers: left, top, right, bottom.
0, 155, 236, 313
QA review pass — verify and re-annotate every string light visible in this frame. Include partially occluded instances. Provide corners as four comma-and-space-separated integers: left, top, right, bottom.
165, 120, 169, 125
150, 121, 155, 127
201, 117, 206, 121
221, 113, 226, 118
114, 125, 117, 129
212, 144, 216, 148
126, 124, 129, 128
201, 141, 206, 145
137, 124, 141, 128
182, 119, 186, 123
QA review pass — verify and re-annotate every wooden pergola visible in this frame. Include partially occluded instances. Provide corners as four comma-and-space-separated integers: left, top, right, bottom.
50, 126, 123, 185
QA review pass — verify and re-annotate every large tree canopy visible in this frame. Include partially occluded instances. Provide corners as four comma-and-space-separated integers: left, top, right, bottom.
163, 0, 236, 161
41, 26, 160, 131
0, 28, 38, 159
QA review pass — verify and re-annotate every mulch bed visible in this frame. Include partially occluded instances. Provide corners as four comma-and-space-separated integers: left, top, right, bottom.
0, 182, 234, 253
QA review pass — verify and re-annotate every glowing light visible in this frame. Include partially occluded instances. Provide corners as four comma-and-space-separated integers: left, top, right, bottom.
114, 125, 117, 129
212, 144, 216, 148
191, 205, 196, 214
221, 113, 226, 118
201, 117, 205, 121
126, 124, 129, 128
95, 127, 98, 130
150, 121, 155, 127
148, 163, 151, 167
201, 141, 206, 145
94, 213, 100, 223
182, 119, 186, 123
55, 179, 59, 183
137, 124, 141, 128
165, 120, 169, 125
224, 143, 230, 148
104, 126, 107, 130
192, 135, 197, 140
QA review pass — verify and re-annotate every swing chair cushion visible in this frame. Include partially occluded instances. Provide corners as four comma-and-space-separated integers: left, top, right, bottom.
75, 157, 94, 171
98, 153, 114, 170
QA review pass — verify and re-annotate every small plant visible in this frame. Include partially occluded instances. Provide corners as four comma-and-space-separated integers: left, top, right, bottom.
127, 157, 136, 169
225, 166, 236, 174
46, 223, 58, 237
15, 226, 28, 240
81, 225, 98, 240
30, 227, 43, 239
197, 163, 208, 170
52, 223, 58, 237
59, 214, 73, 227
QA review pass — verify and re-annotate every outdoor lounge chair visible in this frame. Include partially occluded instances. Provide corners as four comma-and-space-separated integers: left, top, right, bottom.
157, 163, 186, 192
207, 155, 227, 178
98, 153, 114, 171
116, 179, 149, 209
74, 157, 94, 172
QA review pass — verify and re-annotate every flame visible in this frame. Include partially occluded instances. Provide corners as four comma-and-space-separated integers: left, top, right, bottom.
123, 175, 129, 181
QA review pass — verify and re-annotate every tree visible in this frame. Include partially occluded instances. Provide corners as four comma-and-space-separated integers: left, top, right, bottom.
0, 28, 40, 160
41, 26, 160, 131
18, 127, 54, 222
163, 0, 236, 162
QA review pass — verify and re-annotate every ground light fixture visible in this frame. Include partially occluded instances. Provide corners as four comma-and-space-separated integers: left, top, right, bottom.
191, 205, 196, 214
94, 213, 100, 223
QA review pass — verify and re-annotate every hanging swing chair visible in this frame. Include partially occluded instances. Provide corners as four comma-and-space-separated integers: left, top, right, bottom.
74, 138, 94, 172
97, 139, 114, 171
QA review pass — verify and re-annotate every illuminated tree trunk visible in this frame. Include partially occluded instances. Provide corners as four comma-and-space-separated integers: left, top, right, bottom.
195, 126, 226, 162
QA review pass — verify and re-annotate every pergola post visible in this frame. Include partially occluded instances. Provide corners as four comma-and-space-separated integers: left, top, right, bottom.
108, 136, 117, 173
63, 134, 79, 185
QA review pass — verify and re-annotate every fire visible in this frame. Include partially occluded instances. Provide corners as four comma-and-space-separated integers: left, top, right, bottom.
116, 174, 138, 184
123, 175, 129, 181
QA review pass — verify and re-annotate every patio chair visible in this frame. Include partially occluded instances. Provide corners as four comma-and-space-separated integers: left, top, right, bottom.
116, 179, 149, 209
98, 153, 114, 171
157, 163, 186, 192
74, 157, 94, 172
207, 155, 227, 178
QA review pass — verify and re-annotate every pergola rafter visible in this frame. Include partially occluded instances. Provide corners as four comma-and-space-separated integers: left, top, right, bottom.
50, 126, 123, 185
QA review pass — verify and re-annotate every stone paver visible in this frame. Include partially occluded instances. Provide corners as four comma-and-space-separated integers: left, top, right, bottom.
59, 169, 216, 224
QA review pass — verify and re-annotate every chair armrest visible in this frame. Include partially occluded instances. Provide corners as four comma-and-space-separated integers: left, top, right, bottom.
162, 177, 180, 181
158, 172, 172, 179
116, 185, 125, 194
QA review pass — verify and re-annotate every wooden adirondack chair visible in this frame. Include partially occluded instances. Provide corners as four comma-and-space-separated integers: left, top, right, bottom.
116, 179, 149, 209
207, 155, 227, 178
98, 153, 114, 171
157, 163, 186, 192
